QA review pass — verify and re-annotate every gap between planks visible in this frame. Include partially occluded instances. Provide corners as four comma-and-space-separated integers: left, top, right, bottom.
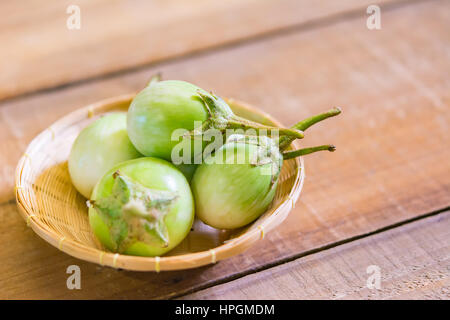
0, 0, 431, 106
168, 205, 450, 299
180, 210, 450, 299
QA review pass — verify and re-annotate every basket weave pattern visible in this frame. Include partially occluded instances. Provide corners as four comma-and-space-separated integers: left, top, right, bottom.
15, 94, 304, 271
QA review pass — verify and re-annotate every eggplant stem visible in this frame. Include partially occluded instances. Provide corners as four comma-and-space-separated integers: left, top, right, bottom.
196, 90, 304, 140
279, 107, 341, 151
228, 117, 304, 139
283, 144, 336, 160
146, 73, 162, 87
292, 107, 341, 131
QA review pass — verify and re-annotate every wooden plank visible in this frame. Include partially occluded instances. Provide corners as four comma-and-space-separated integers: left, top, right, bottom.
180, 211, 450, 299
0, 0, 449, 299
0, 0, 400, 101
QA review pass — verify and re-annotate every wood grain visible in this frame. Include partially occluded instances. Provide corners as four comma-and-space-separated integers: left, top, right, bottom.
0, 0, 448, 299
181, 211, 450, 299
0, 0, 400, 101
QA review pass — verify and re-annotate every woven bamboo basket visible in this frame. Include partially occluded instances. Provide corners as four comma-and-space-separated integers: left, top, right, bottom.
15, 94, 304, 272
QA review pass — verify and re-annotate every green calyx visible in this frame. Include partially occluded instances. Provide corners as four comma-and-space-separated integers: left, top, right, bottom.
186, 91, 304, 141
226, 134, 283, 186
227, 134, 282, 166
88, 171, 177, 253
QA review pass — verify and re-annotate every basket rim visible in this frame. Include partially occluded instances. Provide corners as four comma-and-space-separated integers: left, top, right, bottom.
15, 93, 304, 271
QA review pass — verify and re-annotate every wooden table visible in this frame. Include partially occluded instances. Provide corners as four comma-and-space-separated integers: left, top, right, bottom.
1, 0, 449, 299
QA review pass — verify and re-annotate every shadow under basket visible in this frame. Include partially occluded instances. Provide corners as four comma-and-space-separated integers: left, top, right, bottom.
15, 94, 304, 271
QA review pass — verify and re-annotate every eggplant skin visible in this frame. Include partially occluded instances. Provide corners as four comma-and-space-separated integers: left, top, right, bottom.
192, 142, 279, 229
174, 163, 198, 183
127, 80, 208, 161
68, 113, 142, 199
